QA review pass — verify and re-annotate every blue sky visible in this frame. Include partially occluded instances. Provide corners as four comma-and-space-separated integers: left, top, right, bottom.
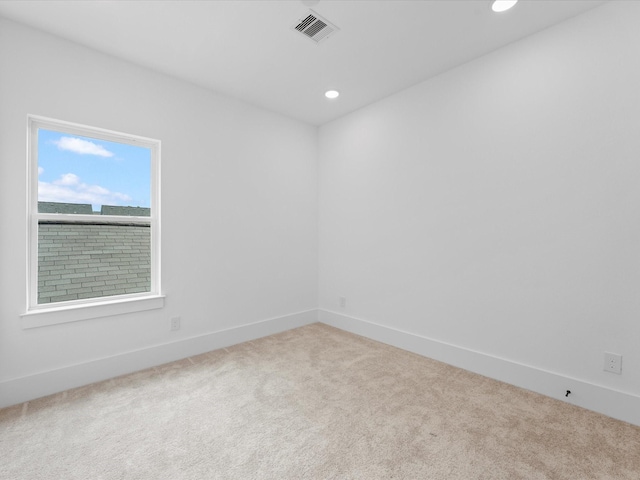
38, 129, 151, 212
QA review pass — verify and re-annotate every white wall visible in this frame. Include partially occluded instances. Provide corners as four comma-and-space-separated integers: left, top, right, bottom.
0, 18, 318, 404
319, 1, 640, 423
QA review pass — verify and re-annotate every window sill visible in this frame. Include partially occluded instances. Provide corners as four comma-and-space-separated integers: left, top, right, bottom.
20, 294, 165, 329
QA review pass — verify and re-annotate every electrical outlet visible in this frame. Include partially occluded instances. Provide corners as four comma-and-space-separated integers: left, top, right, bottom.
604, 352, 622, 375
170, 317, 181, 331
339, 296, 346, 308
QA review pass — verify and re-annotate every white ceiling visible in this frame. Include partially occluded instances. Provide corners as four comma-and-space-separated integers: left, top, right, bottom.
0, 0, 607, 125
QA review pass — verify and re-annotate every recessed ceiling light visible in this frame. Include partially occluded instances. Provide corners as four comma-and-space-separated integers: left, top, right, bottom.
325, 90, 339, 99
491, 0, 518, 13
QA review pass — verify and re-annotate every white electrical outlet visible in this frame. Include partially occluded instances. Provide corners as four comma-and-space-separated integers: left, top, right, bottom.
339, 296, 346, 308
604, 352, 622, 375
170, 317, 181, 331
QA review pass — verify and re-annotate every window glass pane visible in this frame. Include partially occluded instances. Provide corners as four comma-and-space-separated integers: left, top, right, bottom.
38, 222, 150, 304
33, 125, 155, 306
37, 129, 151, 215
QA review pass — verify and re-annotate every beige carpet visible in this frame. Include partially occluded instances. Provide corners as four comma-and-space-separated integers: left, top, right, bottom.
1, 323, 639, 479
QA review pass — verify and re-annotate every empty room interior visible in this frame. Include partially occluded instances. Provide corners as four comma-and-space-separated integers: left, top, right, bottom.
1, 0, 640, 478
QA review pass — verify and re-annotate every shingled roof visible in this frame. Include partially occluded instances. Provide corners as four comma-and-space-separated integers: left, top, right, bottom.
37, 202, 150, 216
38, 202, 93, 214
101, 205, 150, 217
36, 202, 151, 304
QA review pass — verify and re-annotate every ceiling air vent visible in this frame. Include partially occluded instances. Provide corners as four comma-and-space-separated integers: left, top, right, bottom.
292, 10, 339, 44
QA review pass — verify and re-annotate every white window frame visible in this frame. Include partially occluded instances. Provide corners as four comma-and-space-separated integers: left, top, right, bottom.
22, 115, 163, 327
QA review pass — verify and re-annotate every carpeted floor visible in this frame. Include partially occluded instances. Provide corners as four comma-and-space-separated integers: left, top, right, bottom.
1, 323, 639, 479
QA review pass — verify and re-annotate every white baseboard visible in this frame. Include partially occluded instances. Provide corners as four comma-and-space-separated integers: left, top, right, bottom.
319, 309, 640, 427
0, 309, 318, 408
5, 307, 639, 427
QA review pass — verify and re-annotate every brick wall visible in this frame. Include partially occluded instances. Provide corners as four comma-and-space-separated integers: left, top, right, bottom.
38, 223, 150, 304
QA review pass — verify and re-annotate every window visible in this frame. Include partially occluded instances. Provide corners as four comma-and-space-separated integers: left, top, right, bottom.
26, 116, 161, 319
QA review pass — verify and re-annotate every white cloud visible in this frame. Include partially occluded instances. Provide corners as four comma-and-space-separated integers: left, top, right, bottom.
39, 173, 132, 208
83, 184, 110, 195
53, 173, 80, 186
53, 136, 114, 158
38, 167, 44, 175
